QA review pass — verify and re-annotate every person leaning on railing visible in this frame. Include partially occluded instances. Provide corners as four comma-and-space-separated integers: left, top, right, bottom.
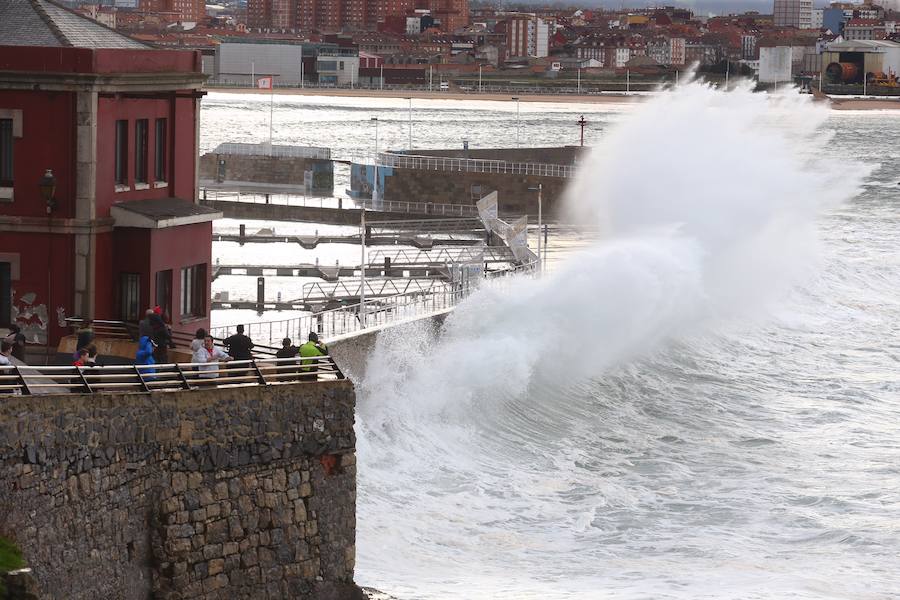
275, 337, 301, 376
298, 332, 327, 382
0, 340, 13, 366
193, 335, 232, 379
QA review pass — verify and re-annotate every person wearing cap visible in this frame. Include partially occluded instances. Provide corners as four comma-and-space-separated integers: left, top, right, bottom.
298, 332, 327, 381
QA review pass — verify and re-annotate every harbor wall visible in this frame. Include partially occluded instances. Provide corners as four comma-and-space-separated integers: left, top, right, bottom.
0, 381, 361, 600
199, 153, 334, 193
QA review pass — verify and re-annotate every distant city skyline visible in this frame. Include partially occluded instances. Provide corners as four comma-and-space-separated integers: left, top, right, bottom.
503, 0, 859, 14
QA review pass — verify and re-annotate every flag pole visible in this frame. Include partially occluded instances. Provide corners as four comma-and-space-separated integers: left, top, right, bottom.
269, 80, 274, 147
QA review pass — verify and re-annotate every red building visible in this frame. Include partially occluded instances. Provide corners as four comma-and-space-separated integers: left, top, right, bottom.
0, 0, 218, 348
139, 0, 206, 24
250, 0, 465, 33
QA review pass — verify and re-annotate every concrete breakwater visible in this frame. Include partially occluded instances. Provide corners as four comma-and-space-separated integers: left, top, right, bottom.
0, 381, 362, 600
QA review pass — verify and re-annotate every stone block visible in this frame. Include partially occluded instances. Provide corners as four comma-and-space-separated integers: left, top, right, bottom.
172, 472, 188, 494
208, 558, 224, 576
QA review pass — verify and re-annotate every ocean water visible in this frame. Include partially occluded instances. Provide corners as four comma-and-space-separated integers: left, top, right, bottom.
201, 88, 900, 599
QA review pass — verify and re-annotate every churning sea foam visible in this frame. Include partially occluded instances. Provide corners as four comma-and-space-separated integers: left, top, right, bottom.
353, 81, 872, 599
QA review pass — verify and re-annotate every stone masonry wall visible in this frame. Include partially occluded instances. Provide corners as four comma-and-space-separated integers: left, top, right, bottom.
382, 169, 571, 216
0, 381, 362, 600
199, 154, 334, 193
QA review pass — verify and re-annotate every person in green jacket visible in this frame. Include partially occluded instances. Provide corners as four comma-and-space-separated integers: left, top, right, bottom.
298, 332, 328, 381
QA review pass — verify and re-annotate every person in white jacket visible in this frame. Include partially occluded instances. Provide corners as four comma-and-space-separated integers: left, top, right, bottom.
193, 336, 231, 379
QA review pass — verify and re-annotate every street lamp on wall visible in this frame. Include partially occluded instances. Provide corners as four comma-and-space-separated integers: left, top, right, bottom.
40, 168, 57, 357
39, 169, 57, 214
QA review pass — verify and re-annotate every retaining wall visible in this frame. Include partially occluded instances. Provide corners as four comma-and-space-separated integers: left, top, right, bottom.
382, 169, 570, 215
199, 154, 334, 194
0, 381, 362, 600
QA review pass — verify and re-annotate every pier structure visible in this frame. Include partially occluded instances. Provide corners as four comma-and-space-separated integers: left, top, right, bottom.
210, 196, 537, 347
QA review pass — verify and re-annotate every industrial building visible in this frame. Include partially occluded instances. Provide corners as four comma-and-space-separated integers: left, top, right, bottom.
214, 39, 359, 86
822, 39, 900, 90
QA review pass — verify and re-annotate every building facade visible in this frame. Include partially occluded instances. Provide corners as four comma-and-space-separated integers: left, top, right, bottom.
247, 0, 465, 33
773, 0, 813, 29
0, 0, 216, 346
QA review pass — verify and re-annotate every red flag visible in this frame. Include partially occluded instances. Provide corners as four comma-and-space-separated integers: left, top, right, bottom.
256, 76, 273, 90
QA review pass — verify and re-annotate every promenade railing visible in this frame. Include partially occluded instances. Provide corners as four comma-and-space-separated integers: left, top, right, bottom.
377, 152, 577, 178
200, 188, 479, 217
210, 260, 534, 345
0, 356, 343, 396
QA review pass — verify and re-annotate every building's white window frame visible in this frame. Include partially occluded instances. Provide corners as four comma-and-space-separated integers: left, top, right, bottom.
0, 109, 23, 202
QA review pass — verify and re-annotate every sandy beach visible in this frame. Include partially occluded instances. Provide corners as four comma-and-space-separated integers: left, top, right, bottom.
207, 85, 900, 110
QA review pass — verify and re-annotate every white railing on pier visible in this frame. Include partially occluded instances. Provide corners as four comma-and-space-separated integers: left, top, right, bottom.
367, 246, 514, 265
210, 262, 533, 345
200, 188, 478, 217
377, 152, 577, 179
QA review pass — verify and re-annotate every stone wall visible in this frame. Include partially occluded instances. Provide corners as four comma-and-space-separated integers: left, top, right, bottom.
0, 381, 362, 600
199, 153, 334, 194
382, 169, 571, 216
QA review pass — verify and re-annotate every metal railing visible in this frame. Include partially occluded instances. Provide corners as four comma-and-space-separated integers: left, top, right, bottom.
200, 188, 479, 217
63, 318, 285, 357
210, 261, 534, 345
367, 246, 514, 265
359, 198, 479, 217
300, 277, 442, 303
378, 152, 577, 178
204, 79, 661, 95
0, 356, 343, 396
64, 319, 134, 339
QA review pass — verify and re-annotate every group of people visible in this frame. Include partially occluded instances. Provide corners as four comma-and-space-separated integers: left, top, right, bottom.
134, 307, 175, 368
186, 326, 329, 381
276, 332, 329, 380
64, 313, 329, 383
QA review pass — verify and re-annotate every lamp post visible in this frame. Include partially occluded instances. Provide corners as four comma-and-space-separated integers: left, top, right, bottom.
511, 96, 520, 147
40, 169, 57, 214
371, 117, 379, 202
40, 169, 56, 359
479, 64, 483, 92
404, 96, 412, 150
528, 183, 543, 274
360, 117, 379, 327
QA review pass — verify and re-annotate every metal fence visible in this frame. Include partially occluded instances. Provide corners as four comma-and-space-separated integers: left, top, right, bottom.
210, 261, 534, 346
204, 80, 659, 96
0, 356, 343, 396
378, 152, 577, 178
200, 188, 479, 217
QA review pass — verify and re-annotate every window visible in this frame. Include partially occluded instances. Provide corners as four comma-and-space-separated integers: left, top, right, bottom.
154, 118, 167, 182
119, 273, 140, 321
180, 264, 207, 318
115, 120, 128, 185
155, 269, 172, 321
0, 119, 12, 187
135, 119, 148, 184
